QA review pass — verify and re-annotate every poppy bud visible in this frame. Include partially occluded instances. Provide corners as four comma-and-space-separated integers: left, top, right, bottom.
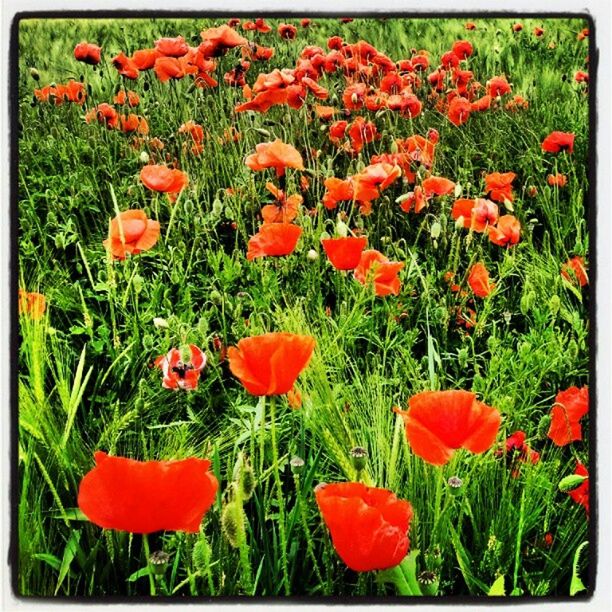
430, 221, 441, 239
210, 290, 222, 305
558, 473, 588, 492
520, 290, 536, 315
447, 475, 463, 496
425, 546, 443, 571
30, 67, 40, 81
307, 249, 319, 261
232, 452, 256, 501
153, 317, 168, 329
567, 339, 579, 361
418, 570, 440, 596
336, 218, 349, 238
221, 501, 244, 548
290, 455, 305, 474
351, 92, 359, 105
149, 550, 170, 576
537, 414, 552, 438
212, 198, 223, 216
192, 540, 208, 571
350, 446, 368, 472
142, 334, 155, 351
457, 347, 469, 369
132, 274, 144, 295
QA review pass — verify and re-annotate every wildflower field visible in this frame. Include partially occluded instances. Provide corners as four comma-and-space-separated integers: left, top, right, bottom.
15, 15, 592, 598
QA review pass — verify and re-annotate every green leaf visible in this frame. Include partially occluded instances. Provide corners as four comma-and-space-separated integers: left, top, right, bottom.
127, 567, 151, 583
32, 553, 62, 572
559, 474, 587, 492
52, 508, 88, 521
488, 575, 505, 596
570, 541, 588, 596
55, 530, 81, 595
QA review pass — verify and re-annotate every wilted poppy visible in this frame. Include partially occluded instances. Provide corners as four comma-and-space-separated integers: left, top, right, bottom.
140, 165, 189, 196
354, 250, 404, 297
78, 451, 218, 533
155, 344, 207, 390
567, 462, 589, 515
468, 262, 495, 298
315, 482, 413, 572
247, 223, 302, 260
228, 332, 315, 396
321, 236, 368, 271
246, 139, 304, 177
74, 41, 102, 65
542, 131, 575, 154
394, 390, 501, 465
561, 256, 588, 287
18, 290, 46, 320
452, 198, 498, 232
103, 209, 160, 260
547, 386, 589, 447
488, 215, 521, 247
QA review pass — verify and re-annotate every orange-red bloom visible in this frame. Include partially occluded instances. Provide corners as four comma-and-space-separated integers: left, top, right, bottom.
140, 165, 189, 195
394, 390, 501, 466
542, 131, 575, 154
228, 332, 315, 396
452, 198, 498, 232
112, 52, 140, 79
488, 215, 521, 247
486, 75, 511, 97
422, 176, 455, 197
74, 41, 102, 65
354, 250, 404, 297
567, 462, 589, 515
78, 451, 218, 533
561, 256, 588, 287
103, 209, 160, 260
200, 25, 248, 56
85, 102, 119, 128
18, 290, 46, 320
247, 223, 302, 260
547, 173, 567, 187
155, 345, 207, 390
547, 386, 589, 447
315, 482, 413, 572
321, 236, 368, 271
154, 36, 189, 57
114, 89, 140, 107
448, 96, 472, 126
452, 40, 473, 60
484, 172, 516, 203
278, 23, 298, 39
246, 139, 304, 177
131, 48, 162, 70
261, 183, 302, 223
468, 262, 495, 298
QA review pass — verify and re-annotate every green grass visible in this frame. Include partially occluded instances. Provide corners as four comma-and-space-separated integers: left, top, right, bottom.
17, 16, 590, 597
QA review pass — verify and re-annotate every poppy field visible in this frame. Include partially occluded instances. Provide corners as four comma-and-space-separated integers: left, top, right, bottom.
15, 15, 592, 598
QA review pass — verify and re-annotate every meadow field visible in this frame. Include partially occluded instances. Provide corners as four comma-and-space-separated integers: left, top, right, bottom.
15, 15, 591, 598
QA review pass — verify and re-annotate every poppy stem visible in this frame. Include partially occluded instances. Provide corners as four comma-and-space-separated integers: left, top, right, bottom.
142, 534, 157, 596
293, 473, 324, 584
269, 395, 291, 595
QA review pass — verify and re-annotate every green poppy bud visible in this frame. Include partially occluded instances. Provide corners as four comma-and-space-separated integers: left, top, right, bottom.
221, 501, 244, 548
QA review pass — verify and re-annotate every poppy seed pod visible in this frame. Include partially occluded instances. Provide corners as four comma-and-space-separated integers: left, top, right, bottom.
418, 570, 440, 596
447, 476, 463, 496
290, 456, 305, 474
350, 447, 368, 472
149, 551, 170, 576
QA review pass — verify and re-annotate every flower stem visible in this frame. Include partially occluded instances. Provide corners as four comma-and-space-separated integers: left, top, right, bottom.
142, 534, 157, 596
269, 395, 290, 595
293, 473, 323, 584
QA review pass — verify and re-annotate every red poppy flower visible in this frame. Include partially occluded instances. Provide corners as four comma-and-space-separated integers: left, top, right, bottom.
261, 182, 302, 224
574, 70, 589, 84
567, 462, 589, 514
114, 89, 140, 107
200, 25, 248, 56
542, 131, 575, 154
422, 176, 455, 197
131, 48, 162, 70
140, 165, 189, 196
495, 430, 540, 476
153, 56, 197, 82
400, 186, 428, 214
488, 215, 521, 247
300, 18, 311, 28
452, 198, 498, 232
512, 23, 523, 32
468, 262, 495, 298
278, 23, 298, 39
155, 345, 206, 390
534, 26, 545, 37
347, 117, 379, 153
394, 390, 501, 466
452, 40, 473, 60
118, 113, 148, 134
78, 451, 218, 533
342, 82, 368, 111
314, 104, 337, 121
315, 482, 413, 572
547, 173, 567, 187
561, 256, 588, 287
103, 209, 160, 260
484, 171, 516, 203
321, 236, 368, 271
465, 22, 477, 30
18, 290, 46, 320
85, 103, 119, 129
247, 223, 302, 260
242, 18, 272, 33
448, 96, 472, 126
154, 35, 189, 57
178, 120, 205, 155
112, 52, 140, 79
547, 386, 589, 446
471, 94, 492, 111
486, 75, 511, 97
354, 250, 404, 297
228, 332, 315, 396
246, 140, 304, 177
74, 41, 102, 65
